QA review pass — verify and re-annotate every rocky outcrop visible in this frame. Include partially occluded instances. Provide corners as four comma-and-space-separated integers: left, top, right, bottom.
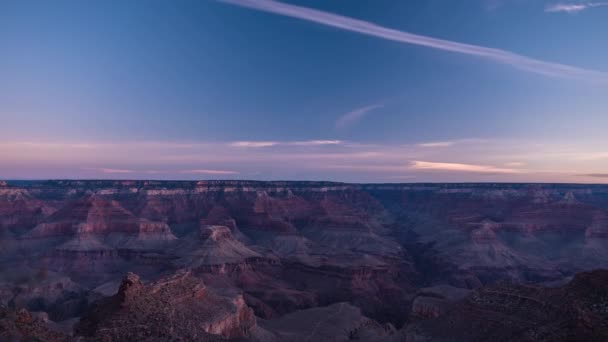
76, 270, 256, 340
177, 225, 265, 269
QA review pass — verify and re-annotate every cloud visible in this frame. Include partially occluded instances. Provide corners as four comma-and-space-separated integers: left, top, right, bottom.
288, 140, 342, 146
385, 175, 417, 179
1, 142, 99, 150
546, 2, 608, 13
319, 163, 409, 172
230, 140, 342, 147
4, 138, 608, 183
180, 169, 240, 175
579, 173, 608, 178
415, 138, 487, 148
220, 0, 608, 83
230, 141, 279, 148
411, 161, 519, 173
336, 104, 384, 128
483, 0, 507, 11
83, 167, 239, 176
82, 167, 134, 174
418, 141, 455, 148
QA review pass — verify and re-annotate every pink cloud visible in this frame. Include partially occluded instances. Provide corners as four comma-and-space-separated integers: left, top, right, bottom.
180, 169, 240, 175
230, 141, 279, 148
417, 141, 455, 148
411, 161, 519, 174
288, 140, 342, 146
83, 167, 134, 174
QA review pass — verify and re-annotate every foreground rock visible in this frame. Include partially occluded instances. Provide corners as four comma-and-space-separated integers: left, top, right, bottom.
0, 306, 69, 341
75, 270, 256, 341
404, 269, 608, 341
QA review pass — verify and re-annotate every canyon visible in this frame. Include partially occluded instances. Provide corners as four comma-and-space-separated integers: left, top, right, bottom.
1, 180, 607, 341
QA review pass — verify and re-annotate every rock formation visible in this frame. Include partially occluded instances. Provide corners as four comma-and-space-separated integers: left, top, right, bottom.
76, 270, 256, 340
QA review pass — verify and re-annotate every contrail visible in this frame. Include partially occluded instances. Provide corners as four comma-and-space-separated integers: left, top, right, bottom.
220, 0, 608, 83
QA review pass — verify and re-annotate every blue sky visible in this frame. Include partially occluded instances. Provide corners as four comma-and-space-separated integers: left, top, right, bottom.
1, 0, 607, 182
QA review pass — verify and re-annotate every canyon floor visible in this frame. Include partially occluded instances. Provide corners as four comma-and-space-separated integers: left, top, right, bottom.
1, 180, 607, 341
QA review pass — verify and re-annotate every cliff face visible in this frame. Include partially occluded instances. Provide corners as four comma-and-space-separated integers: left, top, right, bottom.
1, 180, 608, 339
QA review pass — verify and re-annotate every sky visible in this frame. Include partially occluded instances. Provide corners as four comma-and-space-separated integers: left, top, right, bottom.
1, 0, 607, 183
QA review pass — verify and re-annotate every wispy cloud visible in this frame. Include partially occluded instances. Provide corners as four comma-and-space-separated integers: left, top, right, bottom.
385, 175, 417, 179
230, 141, 279, 148
220, 0, 608, 83
4, 139, 608, 183
579, 173, 608, 178
83, 167, 239, 176
289, 140, 342, 146
2, 142, 99, 149
418, 141, 455, 148
416, 138, 487, 148
82, 167, 134, 174
180, 169, 240, 175
411, 161, 519, 173
336, 104, 384, 128
546, 2, 608, 13
230, 140, 342, 147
